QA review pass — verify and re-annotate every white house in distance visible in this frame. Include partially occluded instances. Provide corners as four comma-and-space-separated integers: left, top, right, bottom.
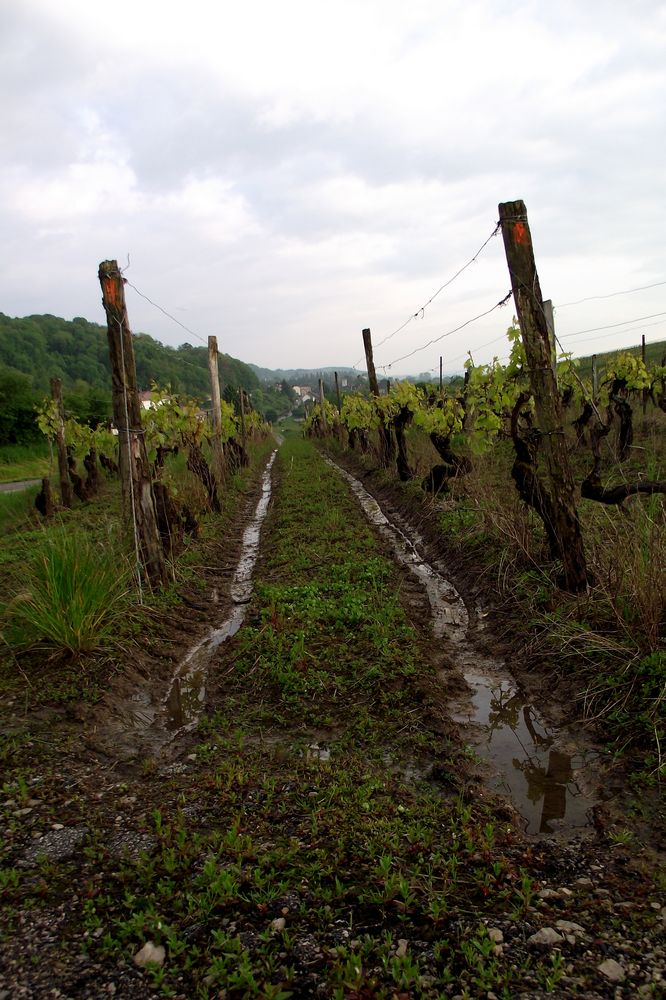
292, 385, 315, 403
139, 390, 157, 410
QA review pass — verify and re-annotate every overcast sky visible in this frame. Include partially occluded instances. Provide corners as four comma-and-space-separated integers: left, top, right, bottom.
2, 0, 665, 375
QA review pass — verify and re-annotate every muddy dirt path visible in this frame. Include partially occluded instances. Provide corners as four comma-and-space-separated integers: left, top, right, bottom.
88, 450, 278, 760
1, 435, 663, 1000
324, 455, 617, 840
90, 442, 636, 840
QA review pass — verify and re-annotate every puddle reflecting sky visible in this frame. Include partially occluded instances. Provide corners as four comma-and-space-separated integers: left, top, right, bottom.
162, 452, 276, 733
461, 671, 599, 835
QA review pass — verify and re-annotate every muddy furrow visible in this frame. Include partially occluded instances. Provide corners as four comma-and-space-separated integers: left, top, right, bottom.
89, 450, 277, 759
324, 454, 616, 839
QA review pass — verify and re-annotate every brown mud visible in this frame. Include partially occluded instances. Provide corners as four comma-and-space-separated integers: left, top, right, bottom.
1, 438, 664, 998
81, 451, 278, 762
321, 446, 663, 852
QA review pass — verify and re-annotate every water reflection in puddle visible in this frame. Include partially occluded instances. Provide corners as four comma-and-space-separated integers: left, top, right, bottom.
457, 669, 601, 835
162, 451, 276, 732
326, 457, 606, 836
324, 458, 468, 638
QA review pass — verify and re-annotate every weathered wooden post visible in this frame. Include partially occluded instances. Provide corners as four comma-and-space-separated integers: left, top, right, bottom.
239, 387, 247, 450
334, 371, 342, 411
50, 377, 72, 508
207, 335, 226, 481
318, 378, 328, 432
439, 356, 443, 394
543, 300, 557, 382
362, 327, 394, 466
498, 201, 587, 592
641, 334, 648, 415
592, 355, 599, 400
98, 260, 167, 588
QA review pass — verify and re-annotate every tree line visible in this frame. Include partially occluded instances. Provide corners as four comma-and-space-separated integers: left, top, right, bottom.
0, 312, 292, 445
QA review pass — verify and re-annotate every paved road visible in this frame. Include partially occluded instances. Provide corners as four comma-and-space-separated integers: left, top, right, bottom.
0, 478, 40, 494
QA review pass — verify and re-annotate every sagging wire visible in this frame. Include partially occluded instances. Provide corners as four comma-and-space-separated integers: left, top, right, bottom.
379, 291, 512, 371
557, 279, 666, 309
125, 280, 208, 346
352, 221, 502, 367
557, 310, 666, 340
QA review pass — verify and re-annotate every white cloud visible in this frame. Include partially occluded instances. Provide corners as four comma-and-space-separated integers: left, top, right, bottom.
1, 0, 665, 371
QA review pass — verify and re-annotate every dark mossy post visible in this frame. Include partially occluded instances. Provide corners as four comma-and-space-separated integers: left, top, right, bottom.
50, 377, 73, 508
334, 371, 341, 411
207, 335, 226, 482
362, 327, 395, 467
498, 200, 588, 593
98, 260, 167, 588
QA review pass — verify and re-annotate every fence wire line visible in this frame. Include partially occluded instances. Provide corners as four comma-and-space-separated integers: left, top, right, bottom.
557, 279, 666, 309
352, 222, 502, 367
125, 280, 208, 346
378, 291, 513, 371
560, 322, 666, 350
559, 310, 666, 339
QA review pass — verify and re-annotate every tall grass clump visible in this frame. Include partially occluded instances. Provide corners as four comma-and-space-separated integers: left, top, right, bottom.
2, 526, 133, 657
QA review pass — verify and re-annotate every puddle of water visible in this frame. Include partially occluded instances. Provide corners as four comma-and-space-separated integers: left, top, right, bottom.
456, 665, 602, 835
162, 452, 277, 731
324, 458, 468, 638
325, 456, 607, 837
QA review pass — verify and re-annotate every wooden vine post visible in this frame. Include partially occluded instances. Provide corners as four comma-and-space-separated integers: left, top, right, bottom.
239, 388, 247, 451
498, 200, 588, 593
207, 335, 226, 481
318, 378, 328, 431
362, 327, 394, 466
98, 260, 167, 588
50, 377, 73, 508
334, 371, 341, 411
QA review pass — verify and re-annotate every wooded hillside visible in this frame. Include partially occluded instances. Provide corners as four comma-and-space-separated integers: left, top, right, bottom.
0, 313, 266, 444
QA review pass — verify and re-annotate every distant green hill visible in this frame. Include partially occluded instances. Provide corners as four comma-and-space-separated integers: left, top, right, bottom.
0, 313, 259, 397
0, 312, 266, 445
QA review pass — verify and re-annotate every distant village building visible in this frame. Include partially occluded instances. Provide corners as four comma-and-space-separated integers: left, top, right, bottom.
139, 390, 157, 410
292, 385, 314, 402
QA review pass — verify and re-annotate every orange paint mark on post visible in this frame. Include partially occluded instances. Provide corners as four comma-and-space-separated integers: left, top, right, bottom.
102, 276, 120, 309
513, 222, 528, 245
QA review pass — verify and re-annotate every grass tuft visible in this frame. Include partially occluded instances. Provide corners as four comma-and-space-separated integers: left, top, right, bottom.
2, 525, 132, 656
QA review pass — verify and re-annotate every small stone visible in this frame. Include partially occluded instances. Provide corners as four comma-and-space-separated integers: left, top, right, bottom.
13, 807, 33, 817
559, 887, 573, 897
488, 928, 504, 944
575, 877, 593, 887
133, 941, 165, 967
396, 939, 408, 958
528, 927, 563, 947
598, 958, 625, 982
52, 823, 64, 830
538, 889, 561, 901
271, 917, 286, 933
555, 920, 585, 935
650, 901, 661, 911
186, 753, 197, 761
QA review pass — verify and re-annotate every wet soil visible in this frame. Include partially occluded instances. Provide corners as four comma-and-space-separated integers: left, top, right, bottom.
80, 451, 278, 761
1, 438, 664, 999
322, 448, 663, 850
